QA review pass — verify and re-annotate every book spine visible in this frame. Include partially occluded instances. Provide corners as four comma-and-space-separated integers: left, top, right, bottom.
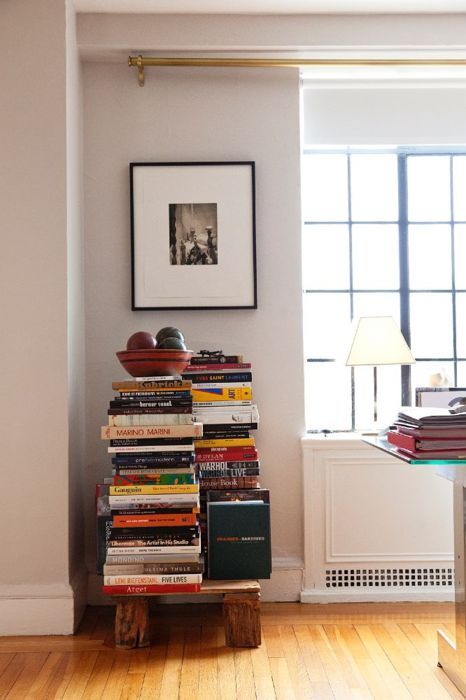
197, 460, 260, 471
102, 424, 202, 440
108, 414, 193, 426
109, 399, 192, 408
109, 484, 198, 496
195, 448, 258, 461
115, 466, 194, 475
386, 430, 416, 451
197, 467, 260, 478
103, 574, 202, 586
108, 445, 194, 453
103, 562, 204, 575
103, 554, 200, 564
112, 454, 193, 466
194, 437, 255, 448
102, 583, 202, 595
183, 363, 251, 371
113, 473, 196, 485
112, 513, 198, 527
112, 380, 192, 390
105, 545, 202, 555
186, 372, 252, 383
189, 355, 243, 364
108, 494, 199, 506
199, 476, 260, 489
191, 382, 252, 390
192, 400, 252, 407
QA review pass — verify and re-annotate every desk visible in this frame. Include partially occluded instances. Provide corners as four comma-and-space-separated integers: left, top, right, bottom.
364, 436, 466, 695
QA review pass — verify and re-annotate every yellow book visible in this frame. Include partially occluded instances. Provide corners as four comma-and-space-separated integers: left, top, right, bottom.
109, 484, 199, 496
191, 387, 252, 402
194, 437, 255, 448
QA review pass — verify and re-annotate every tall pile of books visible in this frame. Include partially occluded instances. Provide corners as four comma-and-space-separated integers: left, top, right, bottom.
99, 375, 204, 595
386, 406, 466, 460
182, 352, 271, 579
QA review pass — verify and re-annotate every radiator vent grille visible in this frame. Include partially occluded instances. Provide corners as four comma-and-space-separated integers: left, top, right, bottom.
325, 567, 453, 588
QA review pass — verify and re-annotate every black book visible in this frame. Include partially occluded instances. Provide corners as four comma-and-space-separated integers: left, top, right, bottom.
110, 437, 194, 447
112, 453, 194, 466
207, 501, 271, 579
110, 526, 199, 539
206, 488, 270, 503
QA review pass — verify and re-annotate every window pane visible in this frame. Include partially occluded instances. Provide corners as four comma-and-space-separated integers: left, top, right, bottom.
411, 362, 455, 402
453, 156, 466, 220
350, 154, 398, 221
303, 293, 350, 359
455, 292, 466, 357
408, 224, 452, 289
305, 361, 351, 431
302, 154, 348, 221
352, 224, 399, 289
407, 155, 451, 221
354, 365, 402, 430
302, 224, 349, 290
454, 225, 466, 288
457, 362, 466, 385
352, 292, 400, 321
410, 293, 453, 357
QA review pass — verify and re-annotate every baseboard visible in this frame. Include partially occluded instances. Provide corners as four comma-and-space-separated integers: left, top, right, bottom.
300, 586, 454, 603
88, 557, 305, 605
0, 582, 76, 635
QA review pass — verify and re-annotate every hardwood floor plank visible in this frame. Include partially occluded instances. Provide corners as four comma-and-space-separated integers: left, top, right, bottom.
293, 625, 334, 699
336, 624, 393, 699
0, 655, 25, 699
99, 651, 132, 698
354, 625, 411, 699
0, 658, 14, 678
307, 624, 353, 699
80, 651, 116, 700
119, 671, 145, 700
320, 625, 372, 699
138, 625, 169, 700
277, 625, 313, 699
216, 628, 236, 700
269, 657, 297, 700
179, 626, 201, 700
262, 625, 284, 658
158, 626, 184, 699
197, 625, 219, 700
23, 652, 71, 700
234, 648, 256, 699
61, 651, 99, 699
3, 652, 48, 700
250, 635, 276, 699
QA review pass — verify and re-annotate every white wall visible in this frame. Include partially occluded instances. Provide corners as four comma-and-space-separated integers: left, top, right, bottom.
82, 62, 305, 600
0, 0, 79, 633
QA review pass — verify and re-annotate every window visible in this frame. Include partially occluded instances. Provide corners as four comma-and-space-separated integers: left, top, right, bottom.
302, 147, 466, 432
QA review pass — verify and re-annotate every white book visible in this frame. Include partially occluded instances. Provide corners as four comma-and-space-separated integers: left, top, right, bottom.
109, 494, 199, 506
106, 545, 202, 556
108, 414, 193, 427
108, 444, 194, 453
104, 553, 201, 564
104, 574, 202, 586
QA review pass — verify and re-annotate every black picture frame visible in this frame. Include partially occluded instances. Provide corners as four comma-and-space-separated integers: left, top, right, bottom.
130, 161, 257, 310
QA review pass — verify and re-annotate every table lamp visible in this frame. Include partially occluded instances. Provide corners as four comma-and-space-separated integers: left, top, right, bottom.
345, 316, 415, 425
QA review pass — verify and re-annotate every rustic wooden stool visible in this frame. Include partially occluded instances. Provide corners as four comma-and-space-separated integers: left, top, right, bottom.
113, 579, 261, 649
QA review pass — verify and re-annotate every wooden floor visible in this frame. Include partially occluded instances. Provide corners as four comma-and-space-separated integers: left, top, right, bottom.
0, 601, 464, 699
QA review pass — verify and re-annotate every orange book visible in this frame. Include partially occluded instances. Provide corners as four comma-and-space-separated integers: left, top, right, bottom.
112, 513, 198, 528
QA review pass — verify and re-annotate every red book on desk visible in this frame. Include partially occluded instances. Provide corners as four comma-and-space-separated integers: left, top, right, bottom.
387, 430, 466, 458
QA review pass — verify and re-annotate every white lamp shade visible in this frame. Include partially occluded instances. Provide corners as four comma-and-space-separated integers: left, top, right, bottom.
345, 316, 415, 367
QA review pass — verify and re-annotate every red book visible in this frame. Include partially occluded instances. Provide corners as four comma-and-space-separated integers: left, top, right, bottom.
195, 449, 258, 463
387, 429, 466, 452
102, 583, 201, 595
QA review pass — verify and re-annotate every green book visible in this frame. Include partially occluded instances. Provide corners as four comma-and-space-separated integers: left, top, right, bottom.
207, 501, 271, 580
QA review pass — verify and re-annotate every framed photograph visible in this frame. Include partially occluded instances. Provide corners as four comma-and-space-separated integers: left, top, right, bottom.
130, 161, 257, 310
415, 386, 466, 411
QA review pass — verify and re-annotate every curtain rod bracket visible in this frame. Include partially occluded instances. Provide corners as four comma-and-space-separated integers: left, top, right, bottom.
128, 55, 145, 86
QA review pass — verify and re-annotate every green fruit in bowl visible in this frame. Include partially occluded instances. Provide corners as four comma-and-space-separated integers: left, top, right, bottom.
157, 337, 187, 350
156, 326, 185, 344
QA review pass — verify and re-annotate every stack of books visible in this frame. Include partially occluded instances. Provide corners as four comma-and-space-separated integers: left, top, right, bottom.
99, 375, 204, 595
182, 352, 270, 577
386, 406, 466, 459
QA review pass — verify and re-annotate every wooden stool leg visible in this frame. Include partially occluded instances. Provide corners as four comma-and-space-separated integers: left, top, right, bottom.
115, 597, 150, 649
222, 592, 261, 648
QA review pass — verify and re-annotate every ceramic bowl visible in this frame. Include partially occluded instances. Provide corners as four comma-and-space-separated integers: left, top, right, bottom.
116, 348, 193, 377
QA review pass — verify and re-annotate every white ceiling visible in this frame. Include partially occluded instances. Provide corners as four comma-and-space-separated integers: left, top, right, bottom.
74, 0, 466, 14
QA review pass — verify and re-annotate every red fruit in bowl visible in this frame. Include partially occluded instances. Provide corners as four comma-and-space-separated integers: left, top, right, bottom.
126, 331, 157, 350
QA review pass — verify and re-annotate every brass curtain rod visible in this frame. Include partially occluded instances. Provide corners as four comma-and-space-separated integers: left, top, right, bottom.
128, 53, 466, 86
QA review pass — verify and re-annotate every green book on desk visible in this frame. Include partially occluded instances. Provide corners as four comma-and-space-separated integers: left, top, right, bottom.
207, 501, 271, 579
